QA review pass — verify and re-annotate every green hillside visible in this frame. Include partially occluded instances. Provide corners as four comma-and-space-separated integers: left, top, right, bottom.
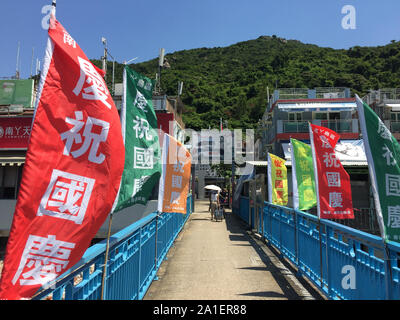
92, 35, 400, 131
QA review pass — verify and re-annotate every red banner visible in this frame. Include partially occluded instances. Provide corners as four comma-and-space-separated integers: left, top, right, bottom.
0, 117, 32, 150
0, 14, 124, 299
309, 123, 354, 220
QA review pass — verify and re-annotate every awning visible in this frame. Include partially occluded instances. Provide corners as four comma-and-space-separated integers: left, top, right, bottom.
0, 156, 25, 166
277, 102, 356, 112
385, 104, 400, 111
245, 161, 268, 166
282, 140, 368, 167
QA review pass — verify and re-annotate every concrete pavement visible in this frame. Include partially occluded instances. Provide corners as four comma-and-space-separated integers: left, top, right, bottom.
144, 200, 321, 300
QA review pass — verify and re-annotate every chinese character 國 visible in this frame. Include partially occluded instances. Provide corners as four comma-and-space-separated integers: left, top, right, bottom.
37, 169, 95, 225
134, 147, 154, 169
326, 172, 341, 187
386, 174, 400, 197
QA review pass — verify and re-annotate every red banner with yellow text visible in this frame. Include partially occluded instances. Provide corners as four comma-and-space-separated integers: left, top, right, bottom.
309, 123, 353, 220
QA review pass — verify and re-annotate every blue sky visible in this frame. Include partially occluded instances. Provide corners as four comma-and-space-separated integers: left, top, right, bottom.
1, 0, 400, 79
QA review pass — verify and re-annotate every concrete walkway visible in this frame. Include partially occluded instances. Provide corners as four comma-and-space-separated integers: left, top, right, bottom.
144, 200, 321, 300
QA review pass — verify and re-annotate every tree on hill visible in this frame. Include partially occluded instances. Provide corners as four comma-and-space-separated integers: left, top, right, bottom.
92, 35, 400, 131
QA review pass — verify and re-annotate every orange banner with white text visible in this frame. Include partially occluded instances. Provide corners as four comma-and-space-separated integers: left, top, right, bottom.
158, 134, 191, 214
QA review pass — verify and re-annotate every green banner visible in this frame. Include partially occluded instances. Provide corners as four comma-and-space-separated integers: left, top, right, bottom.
290, 138, 317, 211
113, 66, 161, 212
0, 79, 34, 108
357, 95, 400, 242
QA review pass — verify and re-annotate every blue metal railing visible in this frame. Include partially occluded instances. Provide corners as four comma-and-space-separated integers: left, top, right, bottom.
234, 196, 400, 300
33, 195, 192, 300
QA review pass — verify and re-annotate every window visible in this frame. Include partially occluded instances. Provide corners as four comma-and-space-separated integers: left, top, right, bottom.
288, 112, 302, 121
0, 166, 23, 199
329, 112, 340, 120
391, 112, 400, 121
314, 112, 328, 120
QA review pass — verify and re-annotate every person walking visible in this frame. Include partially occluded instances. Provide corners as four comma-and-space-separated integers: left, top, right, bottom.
210, 190, 219, 221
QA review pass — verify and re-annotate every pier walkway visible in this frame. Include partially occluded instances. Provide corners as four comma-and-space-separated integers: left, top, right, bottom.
144, 200, 321, 300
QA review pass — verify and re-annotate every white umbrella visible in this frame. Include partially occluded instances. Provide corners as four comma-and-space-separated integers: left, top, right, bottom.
204, 185, 221, 191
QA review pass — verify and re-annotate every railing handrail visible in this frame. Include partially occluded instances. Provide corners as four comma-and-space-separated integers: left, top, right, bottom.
236, 196, 400, 300
33, 195, 193, 300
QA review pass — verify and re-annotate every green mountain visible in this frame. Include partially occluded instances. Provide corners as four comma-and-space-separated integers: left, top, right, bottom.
92, 35, 400, 131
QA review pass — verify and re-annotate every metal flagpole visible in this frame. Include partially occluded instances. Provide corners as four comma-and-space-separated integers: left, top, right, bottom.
99, 63, 128, 300
100, 214, 113, 300
356, 95, 393, 299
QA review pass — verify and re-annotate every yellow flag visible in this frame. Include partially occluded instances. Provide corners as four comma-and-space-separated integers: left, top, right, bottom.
267, 153, 288, 205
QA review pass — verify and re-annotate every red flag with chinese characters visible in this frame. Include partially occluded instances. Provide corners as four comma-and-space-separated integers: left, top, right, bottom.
158, 134, 192, 214
0, 14, 124, 299
309, 123, 354, 220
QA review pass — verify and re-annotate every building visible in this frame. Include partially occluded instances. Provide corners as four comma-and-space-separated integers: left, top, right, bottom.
362, 88, 400, 142
0, 80, 189, 238
255, 87, 379, 234
114, 84, 186, 144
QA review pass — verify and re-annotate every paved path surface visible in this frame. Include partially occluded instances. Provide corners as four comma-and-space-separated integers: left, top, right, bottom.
144, 200, 321, 300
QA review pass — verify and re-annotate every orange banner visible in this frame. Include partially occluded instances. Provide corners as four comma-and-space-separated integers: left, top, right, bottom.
158, 134, 192, 214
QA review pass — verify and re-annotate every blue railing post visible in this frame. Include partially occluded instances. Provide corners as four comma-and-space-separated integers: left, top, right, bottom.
325, 225, 333, 299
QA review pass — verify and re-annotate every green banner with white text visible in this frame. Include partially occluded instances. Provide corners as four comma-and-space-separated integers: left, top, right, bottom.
356, 95, 400, 242
113, 66, 161, 212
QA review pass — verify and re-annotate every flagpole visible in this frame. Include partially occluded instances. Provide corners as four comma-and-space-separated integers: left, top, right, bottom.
100, 64, 128, 300
356, 95, 392, 299
308, 123, 324, 287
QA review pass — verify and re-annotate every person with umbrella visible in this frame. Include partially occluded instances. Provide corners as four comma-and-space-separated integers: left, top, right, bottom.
204, 185, 221, 221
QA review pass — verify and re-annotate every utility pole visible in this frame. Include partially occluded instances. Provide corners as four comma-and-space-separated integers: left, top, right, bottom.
16, 41, 21, 79
101, 37, 116, 96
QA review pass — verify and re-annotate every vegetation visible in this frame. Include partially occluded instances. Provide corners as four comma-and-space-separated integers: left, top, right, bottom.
92, 35, 400, 131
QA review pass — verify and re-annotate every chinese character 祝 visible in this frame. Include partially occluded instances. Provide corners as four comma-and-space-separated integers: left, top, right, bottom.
133, 116, 153, 141
60, 111, 110, 164
323, 152, 340, 168
382, 145, 397, 166
173, 161, 185, 173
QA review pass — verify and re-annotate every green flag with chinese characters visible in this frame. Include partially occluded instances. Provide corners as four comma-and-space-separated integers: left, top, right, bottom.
113, 66, 161, 212
356, 95, 400, 242
290, 138, 317, 211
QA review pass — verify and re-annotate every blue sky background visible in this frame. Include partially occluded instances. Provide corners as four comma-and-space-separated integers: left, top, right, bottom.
1, 0, 400, 79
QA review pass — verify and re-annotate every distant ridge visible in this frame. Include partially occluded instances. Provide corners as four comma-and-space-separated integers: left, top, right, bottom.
92, 35, 400, 130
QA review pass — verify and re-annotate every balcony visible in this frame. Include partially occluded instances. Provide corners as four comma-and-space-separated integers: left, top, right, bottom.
263, 119, 359, 144
281, 119, 355, 134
